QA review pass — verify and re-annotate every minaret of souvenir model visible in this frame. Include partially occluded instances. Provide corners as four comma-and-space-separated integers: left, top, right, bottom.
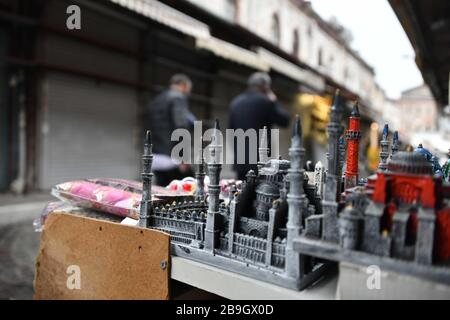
322, 90, 343, 243
391, 131, 399, 157
326, 90, 343, 200
194, 137, 206, 201
344, 101, 362, 189
286, 115, 308, 278
314, 161, 325, 199
378, 124, 389, 171
443, 149, 450, 182
258, 126, 269, 174
139, 130, 153, 228
204, 119, 222, 253
339, 135, 346, 178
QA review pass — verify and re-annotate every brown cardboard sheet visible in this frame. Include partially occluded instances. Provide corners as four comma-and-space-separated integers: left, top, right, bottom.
34, 212, 170, 300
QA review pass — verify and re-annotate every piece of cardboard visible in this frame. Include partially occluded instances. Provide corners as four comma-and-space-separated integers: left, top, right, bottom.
34, 212, 170, 300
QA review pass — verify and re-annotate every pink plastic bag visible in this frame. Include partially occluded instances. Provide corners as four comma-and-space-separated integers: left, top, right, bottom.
52, 180, 141, 219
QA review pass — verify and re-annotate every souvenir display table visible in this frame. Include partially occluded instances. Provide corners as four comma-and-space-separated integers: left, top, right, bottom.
171, 256, 338, 300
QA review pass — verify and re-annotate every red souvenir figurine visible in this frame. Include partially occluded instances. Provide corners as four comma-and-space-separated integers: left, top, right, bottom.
344, 101, 362, 189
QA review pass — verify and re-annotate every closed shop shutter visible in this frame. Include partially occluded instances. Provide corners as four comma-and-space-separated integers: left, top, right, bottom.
0, 27, 8, 190
39, 72, 139, 189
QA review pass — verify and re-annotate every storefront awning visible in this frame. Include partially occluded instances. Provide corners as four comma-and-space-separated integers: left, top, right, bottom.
389, 0, 449, 107
195, 36, 270, 72
109, 0, 326, 91
257, 48, 326, 93
195, 41, 326, 91
109, 0, 210, 39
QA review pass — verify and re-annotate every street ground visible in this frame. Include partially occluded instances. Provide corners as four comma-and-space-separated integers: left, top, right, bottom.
0, 193, 52, 300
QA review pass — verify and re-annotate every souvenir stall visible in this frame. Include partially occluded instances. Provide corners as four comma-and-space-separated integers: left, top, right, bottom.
33, 92, 450, 299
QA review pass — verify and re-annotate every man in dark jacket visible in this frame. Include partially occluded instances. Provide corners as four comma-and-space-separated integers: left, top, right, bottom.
144, 74, 196, 186
229, 72, 290, 180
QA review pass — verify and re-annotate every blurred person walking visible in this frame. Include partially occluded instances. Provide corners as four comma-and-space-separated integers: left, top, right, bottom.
144, 74, 196, 186
229, 72, 290, 180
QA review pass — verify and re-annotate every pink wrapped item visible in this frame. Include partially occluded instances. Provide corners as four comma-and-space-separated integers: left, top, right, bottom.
52, 179, 144, 219
51, 178, 191, 220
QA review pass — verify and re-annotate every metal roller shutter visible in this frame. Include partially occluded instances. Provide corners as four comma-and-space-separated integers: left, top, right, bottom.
39, 72, 139, 189
0, 27, 8, 190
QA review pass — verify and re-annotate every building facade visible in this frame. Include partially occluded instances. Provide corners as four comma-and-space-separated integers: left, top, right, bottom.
394, 85, 438, 142
187, 0, 387, 112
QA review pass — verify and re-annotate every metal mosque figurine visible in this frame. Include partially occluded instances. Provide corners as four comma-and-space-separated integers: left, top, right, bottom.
295, 109, 450, 285
139, 130, 153, 228
257, 126, 270, 174
194, 136, 206, 201
339, 135, 346, 181
378, 124, 390, 171
138, 91, 450, 290
414, 143, 443, 175
443, 149, 450, 182
322, 90, 343, 243
138, 116, 329, 290
391, 130, 400, 157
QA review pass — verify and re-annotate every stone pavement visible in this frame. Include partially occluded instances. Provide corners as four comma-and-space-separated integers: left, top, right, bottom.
0, 192, 53, 300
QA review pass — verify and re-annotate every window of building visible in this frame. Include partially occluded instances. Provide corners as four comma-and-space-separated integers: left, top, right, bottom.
325, 56, 334, 74
271, 13, 281, 46
318, 48, 323, 66
226, 0, 239, 22
344, 67, 350, 81
292, 28, 300, 57
308, 24, 313, 38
